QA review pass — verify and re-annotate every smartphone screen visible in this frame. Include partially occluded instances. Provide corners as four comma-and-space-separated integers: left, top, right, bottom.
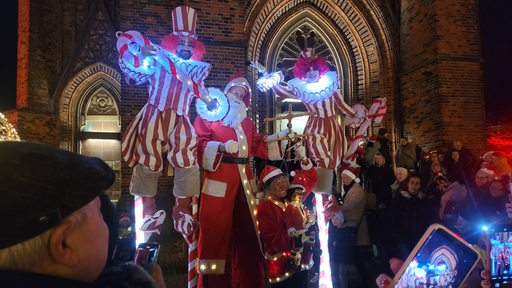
134, 242, 160, 273
489, 224, 512, 286
393, 224, 480, 288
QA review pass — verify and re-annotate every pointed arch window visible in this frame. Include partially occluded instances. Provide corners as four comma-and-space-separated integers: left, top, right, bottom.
268, 21, 346, 135
78, 89, 122, 202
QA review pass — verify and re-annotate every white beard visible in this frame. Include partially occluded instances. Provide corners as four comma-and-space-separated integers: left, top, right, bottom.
223, 95, 247, 128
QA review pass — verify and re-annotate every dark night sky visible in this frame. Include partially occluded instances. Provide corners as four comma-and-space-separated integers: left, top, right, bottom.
0, 1, 510, 122
0, 1, 17, 111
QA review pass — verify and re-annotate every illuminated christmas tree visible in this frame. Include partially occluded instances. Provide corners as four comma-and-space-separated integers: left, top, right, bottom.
0, 113, 20, 141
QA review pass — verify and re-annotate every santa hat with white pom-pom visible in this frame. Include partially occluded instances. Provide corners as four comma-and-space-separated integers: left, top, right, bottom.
341, 166, 361, 183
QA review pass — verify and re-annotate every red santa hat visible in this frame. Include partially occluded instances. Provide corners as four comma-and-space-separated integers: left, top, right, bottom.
172, 5, 198, 39
289, 170, 306, 191
224, 72, 251, 107
479, 165, 496, 176
259, 165, 284, 191
368, 134, 378, 142
341, 166, 361, 183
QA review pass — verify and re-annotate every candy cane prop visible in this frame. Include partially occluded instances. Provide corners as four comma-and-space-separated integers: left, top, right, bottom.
343, 97, 387, 165
188, 195, 199, 288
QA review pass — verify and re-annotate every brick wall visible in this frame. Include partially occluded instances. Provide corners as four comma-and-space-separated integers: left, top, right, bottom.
400, 0, 486, 154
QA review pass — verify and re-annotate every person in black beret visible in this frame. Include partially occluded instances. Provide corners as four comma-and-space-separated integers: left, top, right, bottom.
0, 141, 165, 288
377, 128, 392, 167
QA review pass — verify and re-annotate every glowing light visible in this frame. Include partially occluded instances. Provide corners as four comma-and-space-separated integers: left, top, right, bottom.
414, 267, 427, 278
282, 98, 302, 103
142, 58, 152, 68
256, 71, 283, 91
304, 75, 331, 92
195, 87, 229, 122
435, 263, 447, 272
0, 113, 20, 141
315, 193, 332, 288
134, 195, 145, 246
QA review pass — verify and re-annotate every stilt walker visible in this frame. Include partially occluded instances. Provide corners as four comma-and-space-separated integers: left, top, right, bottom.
252, 31, 385, 288
115, 2, 215, 248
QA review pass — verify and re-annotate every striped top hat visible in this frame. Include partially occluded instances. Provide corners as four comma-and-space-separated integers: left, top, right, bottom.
172, 5, 198, 39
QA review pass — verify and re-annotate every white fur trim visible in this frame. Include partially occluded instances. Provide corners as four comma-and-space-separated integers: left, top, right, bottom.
202, 141, 222, 171
262, 168, 284, 184
266, 134, 282, 160
287, 227, 297, 236
479, 166, 495, 175
301, 159, 313, 170
289, 184, 305, 191
341, 169, 357, 180
202, 178, 227, 198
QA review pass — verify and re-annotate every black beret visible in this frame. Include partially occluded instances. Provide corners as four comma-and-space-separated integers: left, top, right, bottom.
0, 141, 115, 248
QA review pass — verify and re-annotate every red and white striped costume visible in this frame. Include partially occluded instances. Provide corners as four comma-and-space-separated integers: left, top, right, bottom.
272, 71, 355, 170
120, 49, 211, 172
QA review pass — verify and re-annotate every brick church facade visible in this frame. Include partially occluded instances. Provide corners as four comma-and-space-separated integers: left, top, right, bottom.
4, 0, 489, 284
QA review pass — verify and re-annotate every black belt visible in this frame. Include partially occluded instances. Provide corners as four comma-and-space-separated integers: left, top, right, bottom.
221, 157, 249, 164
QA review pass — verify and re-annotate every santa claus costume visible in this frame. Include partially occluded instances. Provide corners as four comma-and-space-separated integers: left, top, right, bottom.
257, 160, 317, 287
117, 5, 212, 239
193, 74, 286, 288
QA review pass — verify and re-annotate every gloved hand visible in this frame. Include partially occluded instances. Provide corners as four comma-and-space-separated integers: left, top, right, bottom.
219, 140, 239, 153
293, 141, 307, 160
249, 61, 267, 74
324, 194, 341, 218
141, 44, 157, 56
284, 204, 304, 237
172, 197, 198, 244
276, 128, 294, 139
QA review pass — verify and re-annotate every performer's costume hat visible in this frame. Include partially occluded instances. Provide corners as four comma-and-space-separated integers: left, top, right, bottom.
224, 72, 252, 107
172, 5, 198, 39
259, 165, 285, 191
289, 170, 307, 191
341, 166, 361, 183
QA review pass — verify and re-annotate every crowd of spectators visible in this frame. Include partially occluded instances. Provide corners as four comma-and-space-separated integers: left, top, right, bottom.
355, 132, 512, 283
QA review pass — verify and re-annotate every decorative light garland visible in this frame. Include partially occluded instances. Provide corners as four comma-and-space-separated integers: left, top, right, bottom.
0, 113, 20, 141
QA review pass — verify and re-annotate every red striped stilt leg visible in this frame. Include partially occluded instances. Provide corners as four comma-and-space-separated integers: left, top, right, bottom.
188, 195, 199, 288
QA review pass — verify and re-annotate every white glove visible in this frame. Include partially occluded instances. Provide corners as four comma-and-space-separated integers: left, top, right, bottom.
294, 141, 307, 160
223, 140, 239, 154
277, 128, 294, 139
250, 61, 267, 74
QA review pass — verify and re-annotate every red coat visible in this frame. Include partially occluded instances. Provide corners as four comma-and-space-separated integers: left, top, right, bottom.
193, 115, 282, 288
257, 165, 317, 282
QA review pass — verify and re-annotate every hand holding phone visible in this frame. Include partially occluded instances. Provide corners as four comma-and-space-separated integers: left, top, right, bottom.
488, 224, 512, 287
134, 242, 160, 274
392, 224, 480, 288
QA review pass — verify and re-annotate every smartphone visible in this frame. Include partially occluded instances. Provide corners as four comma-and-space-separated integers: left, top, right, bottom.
488, 223, 512, 287
393, 223, 481, 288
134, 242, 160, 273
